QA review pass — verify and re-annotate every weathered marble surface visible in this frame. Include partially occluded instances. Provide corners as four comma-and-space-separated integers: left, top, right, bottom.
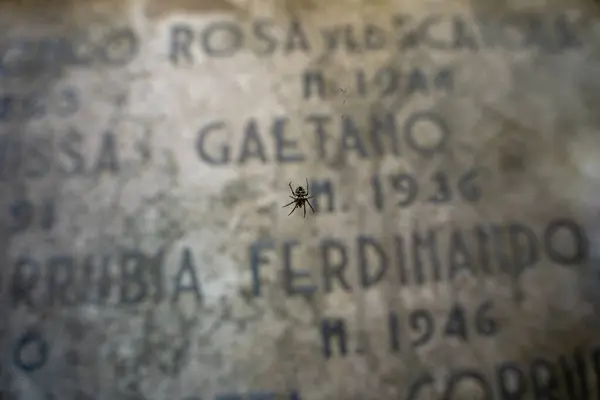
2, 0, 600, 399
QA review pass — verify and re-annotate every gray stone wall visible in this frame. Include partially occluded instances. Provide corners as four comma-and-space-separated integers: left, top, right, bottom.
2, 0, 600, 399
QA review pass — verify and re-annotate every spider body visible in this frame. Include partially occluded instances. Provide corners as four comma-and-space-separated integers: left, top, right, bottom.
283, 179, 315, 217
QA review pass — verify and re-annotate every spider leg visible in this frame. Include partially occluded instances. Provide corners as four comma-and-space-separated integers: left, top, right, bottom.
305, 178, 309, 196
288, 203, 298, 216
307, 199, 315, 213
303, 202, 307, 218
288, 182, 295, 196
282, 200, 295, 208
306, 196, 315, 200
290, 195, 297, 199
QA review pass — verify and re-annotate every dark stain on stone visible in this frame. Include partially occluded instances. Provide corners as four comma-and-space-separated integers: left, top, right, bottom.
498, 142, 527, 174
0, 0, 127, 23
146, 0, 236, 19
0, 0, 77, 9
283, 0, 318, 13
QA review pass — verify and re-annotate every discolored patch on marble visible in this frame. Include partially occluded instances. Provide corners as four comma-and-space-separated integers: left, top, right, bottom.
145, 0, 237, 19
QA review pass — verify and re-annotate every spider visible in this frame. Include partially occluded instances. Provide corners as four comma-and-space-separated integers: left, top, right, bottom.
283, 179, 315, 217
